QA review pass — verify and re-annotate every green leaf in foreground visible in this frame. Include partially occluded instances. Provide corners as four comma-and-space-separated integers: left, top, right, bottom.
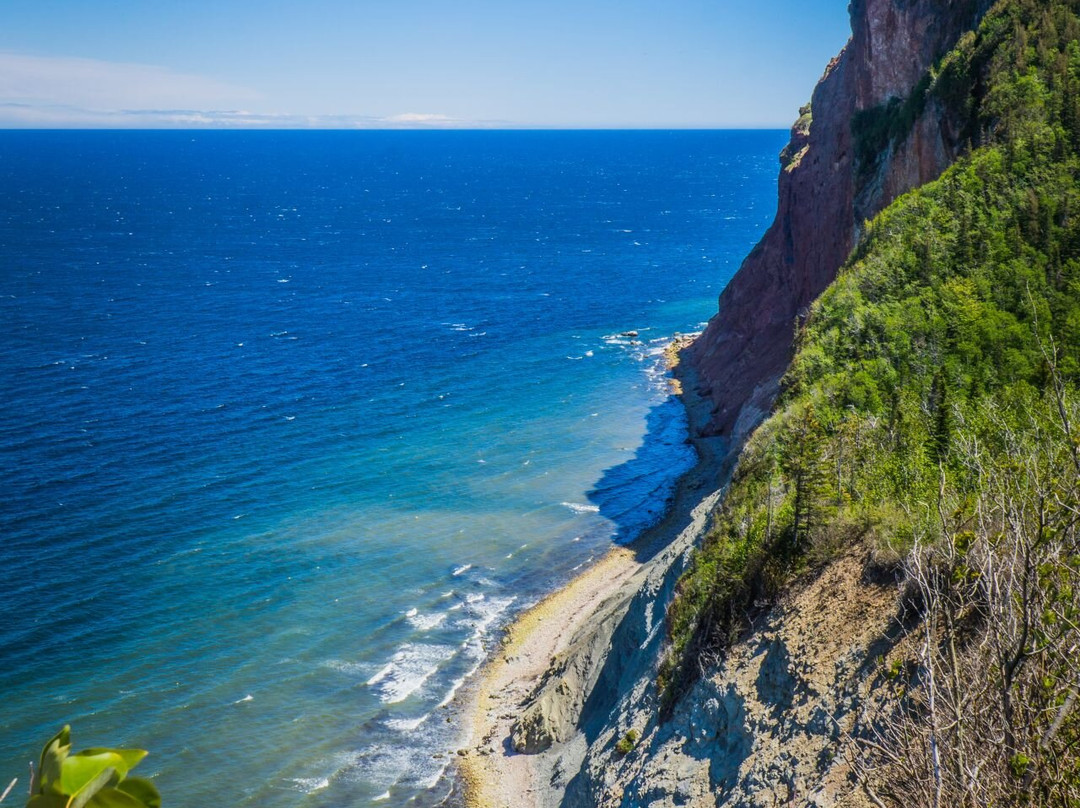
25, 728, 158, 808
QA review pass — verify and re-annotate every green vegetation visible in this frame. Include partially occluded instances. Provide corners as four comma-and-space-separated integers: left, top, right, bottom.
854, 0, 1080, 180
13, 727, 160, 808
614, 729, 639, 757
780, 102, 813, 172
664, 0, 1080, 803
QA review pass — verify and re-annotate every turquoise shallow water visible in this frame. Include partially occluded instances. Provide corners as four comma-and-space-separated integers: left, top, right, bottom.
0, 130, 785, 806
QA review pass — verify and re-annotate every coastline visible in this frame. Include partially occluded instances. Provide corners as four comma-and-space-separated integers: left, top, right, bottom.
456, 333, 729, 808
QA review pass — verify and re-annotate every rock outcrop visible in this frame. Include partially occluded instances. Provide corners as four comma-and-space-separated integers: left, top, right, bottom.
562, 549, 902, 808
689, 0, 990, 439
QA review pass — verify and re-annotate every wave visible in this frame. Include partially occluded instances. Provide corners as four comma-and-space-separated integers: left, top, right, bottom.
366, 644, 453, 704
407, 611, 447, 631
462, 595, 516, 641
289, 776, 329, 793
383, 713, 431, 732
289, 776, 330, 793
561, 501, 600, 514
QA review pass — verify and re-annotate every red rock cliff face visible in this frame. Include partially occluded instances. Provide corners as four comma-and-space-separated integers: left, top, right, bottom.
689, 0, 989, 438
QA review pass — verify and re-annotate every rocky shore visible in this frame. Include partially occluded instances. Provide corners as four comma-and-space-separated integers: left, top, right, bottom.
456, 335, 732, 808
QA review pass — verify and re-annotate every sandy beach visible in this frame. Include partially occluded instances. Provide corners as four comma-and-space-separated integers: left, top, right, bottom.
457, 334, 730, 808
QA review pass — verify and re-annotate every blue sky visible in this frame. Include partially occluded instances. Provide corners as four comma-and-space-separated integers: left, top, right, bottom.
0, 0, 850, 128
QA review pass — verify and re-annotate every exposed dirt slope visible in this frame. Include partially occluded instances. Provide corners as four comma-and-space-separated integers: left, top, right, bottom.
563, 548, 902, 808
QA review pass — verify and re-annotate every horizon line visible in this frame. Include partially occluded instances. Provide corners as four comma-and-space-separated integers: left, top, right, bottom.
0, 125, 792, 132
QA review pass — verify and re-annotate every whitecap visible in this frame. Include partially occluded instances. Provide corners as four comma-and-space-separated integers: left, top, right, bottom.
366, 644, 453, 704
561, 502, 600, 514
405, 608, 419, 618
451, 564, 472, 576
365, 662, 393, 684
233, 694, 254, 704
289, 776, 330, 794
408, 612, 447, 631
462, 596, 516, 642
384, 713, 431, 732
418, 760, 451, 790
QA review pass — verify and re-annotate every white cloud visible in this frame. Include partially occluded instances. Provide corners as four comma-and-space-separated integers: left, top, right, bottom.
0, 103, 384, 128
0, 103, 496, 129
374, 113, 503, 129
381, 113, 454, 125
0, 52, 500, 128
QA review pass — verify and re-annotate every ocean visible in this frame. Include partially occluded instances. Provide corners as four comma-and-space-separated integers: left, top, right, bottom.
0, 129, 785, 806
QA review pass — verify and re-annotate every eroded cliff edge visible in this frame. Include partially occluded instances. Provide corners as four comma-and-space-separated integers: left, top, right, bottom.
689, 0, 991, 441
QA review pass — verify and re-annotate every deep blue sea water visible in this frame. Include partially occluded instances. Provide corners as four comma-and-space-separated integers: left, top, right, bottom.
0, 130, 785, 806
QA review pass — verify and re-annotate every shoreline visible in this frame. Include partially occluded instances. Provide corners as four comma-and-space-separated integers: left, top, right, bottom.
455, 333, 729, 808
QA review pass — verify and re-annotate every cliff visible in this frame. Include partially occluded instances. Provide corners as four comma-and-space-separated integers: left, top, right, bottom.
689, 0, 990, 440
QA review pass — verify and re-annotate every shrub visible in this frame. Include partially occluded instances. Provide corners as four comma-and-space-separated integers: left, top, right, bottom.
614, 729, 639, 756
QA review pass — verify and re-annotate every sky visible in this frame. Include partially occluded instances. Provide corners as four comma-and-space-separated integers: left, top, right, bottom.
0, 0, 850, 129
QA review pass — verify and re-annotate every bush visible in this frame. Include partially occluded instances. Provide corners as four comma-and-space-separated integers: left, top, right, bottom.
614, 729, 639, 756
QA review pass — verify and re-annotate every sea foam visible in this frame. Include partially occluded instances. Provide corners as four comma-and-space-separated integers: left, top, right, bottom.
366, 644, 453, 704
